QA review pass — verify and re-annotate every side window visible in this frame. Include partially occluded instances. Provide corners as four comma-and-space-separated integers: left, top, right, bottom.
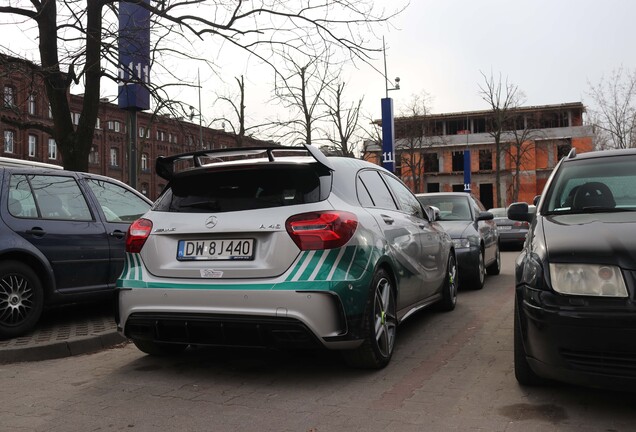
358, 170, 397, 210
86, 179, 150, 222
382, 173, 424, 218
10, 175, 92, 221
8, 175, 38, 218
356, 177, 374, 207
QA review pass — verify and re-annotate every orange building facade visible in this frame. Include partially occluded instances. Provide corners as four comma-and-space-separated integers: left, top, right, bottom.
364, 103, 595, 209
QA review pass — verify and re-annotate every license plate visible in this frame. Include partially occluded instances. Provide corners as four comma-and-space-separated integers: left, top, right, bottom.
177, 239, 255, 261
498, 226, 512, 230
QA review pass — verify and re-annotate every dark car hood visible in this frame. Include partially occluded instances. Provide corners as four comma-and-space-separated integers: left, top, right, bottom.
541, 212, 636, 270
437, 221, 471, 238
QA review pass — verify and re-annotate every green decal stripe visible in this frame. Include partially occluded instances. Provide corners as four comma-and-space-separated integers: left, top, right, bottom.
286, 251, 309, 282
313, 249, 340, 281
298, 250, 326, 281
333, 246, 358, 281
135, 253, 143, 281
121, 255, 129, 280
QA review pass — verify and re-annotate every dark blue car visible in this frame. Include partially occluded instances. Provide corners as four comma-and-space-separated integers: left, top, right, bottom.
0, 159, 151, 338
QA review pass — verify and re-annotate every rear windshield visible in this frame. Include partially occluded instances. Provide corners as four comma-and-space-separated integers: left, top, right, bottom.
153, 165, 329, 213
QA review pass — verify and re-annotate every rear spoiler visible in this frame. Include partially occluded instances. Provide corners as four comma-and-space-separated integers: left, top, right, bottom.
155, 144, 334, 181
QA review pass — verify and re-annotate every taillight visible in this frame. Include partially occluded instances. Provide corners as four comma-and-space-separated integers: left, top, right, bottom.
286, 211, 358, 251
126, 218, 153, 253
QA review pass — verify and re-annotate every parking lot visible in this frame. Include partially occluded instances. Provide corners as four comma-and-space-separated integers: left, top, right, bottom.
2, 250, 635, 432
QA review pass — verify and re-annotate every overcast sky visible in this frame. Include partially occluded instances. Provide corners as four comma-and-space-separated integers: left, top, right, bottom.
3, 0, 636, 135
351, 0, 636, 118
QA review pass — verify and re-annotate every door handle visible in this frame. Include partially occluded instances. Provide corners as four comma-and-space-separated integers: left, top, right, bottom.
109, 230, 126, 239
380, 215, 394, 225
26, 227, 46, 237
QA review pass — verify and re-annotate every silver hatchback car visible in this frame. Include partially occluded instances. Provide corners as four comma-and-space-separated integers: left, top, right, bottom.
117, 145, 457, 368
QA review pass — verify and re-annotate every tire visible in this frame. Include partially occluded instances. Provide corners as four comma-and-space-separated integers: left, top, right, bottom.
132, 339, 188, 356
514, 301, 546, 386
343, 268, 397, 369
436, 253, 458, 311
486, 245, 501, 275
467, 250, 486, 290
0, 261, 44, 339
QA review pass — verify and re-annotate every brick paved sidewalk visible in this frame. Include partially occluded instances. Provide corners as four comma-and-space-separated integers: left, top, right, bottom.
0, 303, 126, 363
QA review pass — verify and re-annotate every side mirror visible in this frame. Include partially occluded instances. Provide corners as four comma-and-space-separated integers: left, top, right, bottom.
426, 205, 441, 222
508, 202, 533, 222
477, 211, 494, 221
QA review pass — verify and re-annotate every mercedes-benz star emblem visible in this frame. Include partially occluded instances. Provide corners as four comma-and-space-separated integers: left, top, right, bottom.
205, 216, 218, 229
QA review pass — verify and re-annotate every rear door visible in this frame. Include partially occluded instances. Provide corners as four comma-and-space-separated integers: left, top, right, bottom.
3, 171, 111, 293
357, 170, 426, 309
83, 177, 152, 282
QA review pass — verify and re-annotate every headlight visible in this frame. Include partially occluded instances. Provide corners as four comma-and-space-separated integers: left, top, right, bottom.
522, 255, 543, 288
452, 238, 470, 249
549, 263, 628, 297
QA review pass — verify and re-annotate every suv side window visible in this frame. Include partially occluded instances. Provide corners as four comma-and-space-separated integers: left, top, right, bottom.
86, 178, 150, 222
381, 173, 425, 218
9, 174, 92, 221
358, 170, 398, 210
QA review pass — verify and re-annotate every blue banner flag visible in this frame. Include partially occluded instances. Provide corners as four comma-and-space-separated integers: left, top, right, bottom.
118, 1, 151, 110
463, 150, 471, 192
381, 98, 395, 172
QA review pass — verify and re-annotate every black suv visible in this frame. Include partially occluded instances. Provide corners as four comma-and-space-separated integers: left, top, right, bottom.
508, 148, 636, 391
0, 159, 151, 338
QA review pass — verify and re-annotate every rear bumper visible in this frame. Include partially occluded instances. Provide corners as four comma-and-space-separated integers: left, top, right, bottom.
118, 287, 364, 350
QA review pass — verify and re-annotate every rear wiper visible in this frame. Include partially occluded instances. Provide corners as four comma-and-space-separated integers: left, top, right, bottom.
177, 201, 221, 210
546, 207, 635, 215
579, 207, 636, 213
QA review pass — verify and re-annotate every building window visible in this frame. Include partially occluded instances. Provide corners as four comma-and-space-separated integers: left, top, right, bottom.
3, 86, 15, 107
28, 135, 37, 157
479, 150, 493, 170
139, 127, 145, 138
452, 151, 464, 172
141, 182, 149, 197
557, 142, 571, 160
427, 182, 440, 193
108, 120, 121, 132
4, 130, 15, 153
28, 93, 37, 115
95, 117, 101, 129
141, 153, 149, 171
48, 138, 57, 160
423, 153, 439, 173
89, 146, 99, 165
72, 112, 80, 125
48, 104, 53, 118
110, 147, 119, 167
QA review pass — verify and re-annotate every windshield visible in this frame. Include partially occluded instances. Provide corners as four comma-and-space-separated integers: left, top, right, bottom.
417, 195, 472, 221
544, 154, 636, 214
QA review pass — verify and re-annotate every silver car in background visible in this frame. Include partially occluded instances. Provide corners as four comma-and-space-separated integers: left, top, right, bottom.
117, 145, 457, 369
416, 192, 500, 290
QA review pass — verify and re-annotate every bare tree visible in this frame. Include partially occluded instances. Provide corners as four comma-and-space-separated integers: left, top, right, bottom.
394, 92, 434, 193
322, 81, 363, 157
359, 112, 383, 162
268, 49, 337, 146
506, 126, 544, 203
213, 75, 254, 147
479, 71, 525, 207
587, 67, 636, 149
0, 1, 405, 171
